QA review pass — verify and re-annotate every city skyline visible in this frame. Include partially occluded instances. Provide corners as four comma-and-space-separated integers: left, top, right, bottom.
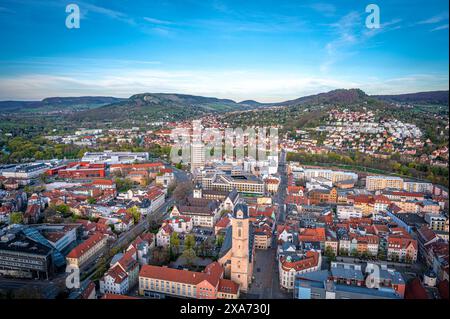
0, 0, 448, 101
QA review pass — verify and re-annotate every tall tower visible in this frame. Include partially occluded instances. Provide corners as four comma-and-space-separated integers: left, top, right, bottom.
230, 203, 252, 292
191, 120, 205, 174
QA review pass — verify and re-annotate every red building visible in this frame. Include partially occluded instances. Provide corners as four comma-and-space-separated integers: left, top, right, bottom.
58, 162, 106, 179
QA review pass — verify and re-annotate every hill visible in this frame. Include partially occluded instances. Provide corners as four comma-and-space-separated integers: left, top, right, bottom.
0, 96, 125, 113
71, 93, 265, 122
373, 90, 449, 105
272, 88, 376, 107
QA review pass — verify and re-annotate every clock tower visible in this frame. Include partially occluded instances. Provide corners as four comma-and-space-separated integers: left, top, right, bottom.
230, 203, 253, 292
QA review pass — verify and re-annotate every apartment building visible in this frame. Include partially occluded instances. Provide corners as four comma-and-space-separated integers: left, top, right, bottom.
366, 176, 404, 191
279, 251, 322, 290
66, 232, 108, 269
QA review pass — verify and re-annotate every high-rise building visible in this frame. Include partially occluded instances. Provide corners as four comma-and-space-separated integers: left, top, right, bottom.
191, 142, 205, 174
190, 120, 206, 174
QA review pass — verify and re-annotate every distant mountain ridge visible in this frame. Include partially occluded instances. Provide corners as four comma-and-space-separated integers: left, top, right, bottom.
271, 88, 373, 107
0, 96, 126, 112
373, 90, 449, 105
1, 89, 448, 120
70, 92, 260, 121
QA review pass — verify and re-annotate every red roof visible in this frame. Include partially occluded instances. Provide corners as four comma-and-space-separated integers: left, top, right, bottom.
299, 228, 326, 242
104, 264, 128, 284
405, 278, 429, 299
281, 251, 320, 272
285, 195, 309, 205
139, 262, 224, 287
215, 217, 230, 228
388, 236, 417, 250
80, 281, 96, 299
67, 232, 105, 259
218, 278, 240, 295
438, 280, 449, 300
287, 186, 304, 194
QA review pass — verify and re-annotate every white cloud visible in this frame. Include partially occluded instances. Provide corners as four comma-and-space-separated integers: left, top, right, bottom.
431, 24, 449, 32
0, 69, 447, 102
143, 17, 173, 25
418, 12, 449, 25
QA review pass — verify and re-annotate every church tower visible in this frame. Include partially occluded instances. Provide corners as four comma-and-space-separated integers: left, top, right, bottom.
230, 203, 253, 292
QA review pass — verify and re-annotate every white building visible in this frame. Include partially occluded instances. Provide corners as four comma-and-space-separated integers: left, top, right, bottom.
99, 265, 129, 295
279, 251, 321, 290
336, 205, 363, 220
81, 151, 149, 164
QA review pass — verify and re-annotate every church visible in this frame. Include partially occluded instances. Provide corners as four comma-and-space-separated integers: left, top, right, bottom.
218, 203, 255, 292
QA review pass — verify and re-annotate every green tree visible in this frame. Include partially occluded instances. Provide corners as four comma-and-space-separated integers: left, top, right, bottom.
127, 206, 141, 224
350, 249, 359, 258
9, 212, 23, 224
54, 204, 70, 216
182, 248, 196, 266
170, 232, 180, 254
184, 234, 196, 250
216, 234, 225, 248
324, 245, 336, 261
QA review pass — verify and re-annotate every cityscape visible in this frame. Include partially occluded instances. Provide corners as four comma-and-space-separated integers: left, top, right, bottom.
0, 0, 448, 306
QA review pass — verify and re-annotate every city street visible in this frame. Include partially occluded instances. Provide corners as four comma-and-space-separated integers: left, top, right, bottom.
245, 149, 291, 299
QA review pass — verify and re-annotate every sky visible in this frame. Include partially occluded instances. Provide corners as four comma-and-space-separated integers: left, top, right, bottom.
0, 0, 448, 102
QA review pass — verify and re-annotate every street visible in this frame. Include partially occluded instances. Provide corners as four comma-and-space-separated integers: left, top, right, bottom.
245, 149, 291, 299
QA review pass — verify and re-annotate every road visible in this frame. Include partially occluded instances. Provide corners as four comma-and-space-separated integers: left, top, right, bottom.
0, 275, 65, 298
245, 149, 291, 299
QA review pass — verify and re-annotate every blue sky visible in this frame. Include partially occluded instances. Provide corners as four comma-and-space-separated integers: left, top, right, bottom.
0, 0, 448, 101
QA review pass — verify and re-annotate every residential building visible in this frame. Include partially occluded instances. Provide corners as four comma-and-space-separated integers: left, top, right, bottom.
138, 262, 239, 299
66, 232, 108, 269
366, 176, 404, 191
279, 251, 321, 290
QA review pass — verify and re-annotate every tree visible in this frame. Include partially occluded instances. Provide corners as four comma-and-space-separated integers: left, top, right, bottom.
87, 197, 97, 204
115, 178, 133, 192
350, 249, 359, 258
377, 250, 386, 261
216, 234, 225, 248
184, 234, 196, 250
152, 247, 170, 265
54, 204, 70, 216
170, 232, 180, 254
182, 248, 196, 266
339, 248, 348, 256
9, 212, 23, 224
361, 251, 369, 260
324, 245, 336, 261
127, 206, 141, 224
173, 182, 193, 204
